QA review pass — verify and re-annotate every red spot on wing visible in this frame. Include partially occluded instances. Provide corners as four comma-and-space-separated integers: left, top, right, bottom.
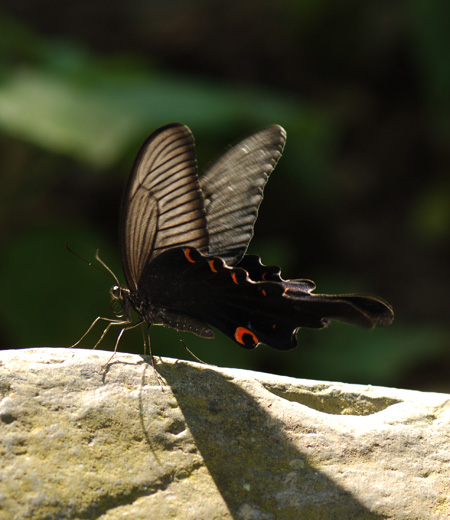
209, 260, 218, 273
184, 248, 196, 264
232, 272, 239, 285
261, 289, 267, 296
234, 327, 259, 347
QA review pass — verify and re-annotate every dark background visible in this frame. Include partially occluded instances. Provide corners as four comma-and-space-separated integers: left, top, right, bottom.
0, 1, 449, 391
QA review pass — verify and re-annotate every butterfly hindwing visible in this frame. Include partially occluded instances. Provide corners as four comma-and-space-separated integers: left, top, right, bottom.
140, 247, 393, 351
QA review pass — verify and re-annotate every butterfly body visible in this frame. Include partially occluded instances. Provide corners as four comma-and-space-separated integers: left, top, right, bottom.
79, 122, 393, 353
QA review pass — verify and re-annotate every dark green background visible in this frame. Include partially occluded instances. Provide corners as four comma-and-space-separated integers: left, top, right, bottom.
0, 1, 449, 391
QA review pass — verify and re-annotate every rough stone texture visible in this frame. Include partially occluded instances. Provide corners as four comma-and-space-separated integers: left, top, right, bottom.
0, 348, 449, 520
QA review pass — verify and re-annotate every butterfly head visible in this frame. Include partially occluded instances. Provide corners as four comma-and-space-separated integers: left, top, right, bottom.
109, 284, 130, 318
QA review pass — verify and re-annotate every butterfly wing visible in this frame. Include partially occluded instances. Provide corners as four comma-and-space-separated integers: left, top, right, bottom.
142, 248, 394, 350
200, 125, 286, 265
120, 123, 209, 291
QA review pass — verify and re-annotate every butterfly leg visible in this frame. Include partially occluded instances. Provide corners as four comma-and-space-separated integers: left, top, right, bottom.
141, 323, 150, 357
173, 329, 215, 366
70, 316, 130, 349
93, 318, 134, 350
143, 324, 167, 388
101, 320, 143, 367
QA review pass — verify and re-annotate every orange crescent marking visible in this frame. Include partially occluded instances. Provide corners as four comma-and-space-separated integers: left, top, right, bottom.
261, 289, 267, 296
231, 272, 239, 285
283, 287, 289, 294
234, 327, 258, 346
184, 248, 196, 264
262, 272, 267, 280
209, 260, 218, 273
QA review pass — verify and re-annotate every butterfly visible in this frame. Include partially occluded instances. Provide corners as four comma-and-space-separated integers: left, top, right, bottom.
74, 123, 393, 353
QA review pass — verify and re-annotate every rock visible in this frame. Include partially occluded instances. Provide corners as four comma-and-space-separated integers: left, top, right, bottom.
0, 347, 449, 519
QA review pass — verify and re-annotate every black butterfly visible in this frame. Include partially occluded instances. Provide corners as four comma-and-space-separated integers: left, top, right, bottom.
75, 123, 393, 353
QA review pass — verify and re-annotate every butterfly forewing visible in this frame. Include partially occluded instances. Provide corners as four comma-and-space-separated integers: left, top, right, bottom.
120, 124, 208, 290
200, 125, 286, 265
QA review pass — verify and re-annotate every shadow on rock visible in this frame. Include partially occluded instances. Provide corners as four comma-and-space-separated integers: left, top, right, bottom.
156, 360, 385, 520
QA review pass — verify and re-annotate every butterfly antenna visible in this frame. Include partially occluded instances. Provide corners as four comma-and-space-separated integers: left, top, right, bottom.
65, 242, 121, 285
66, 242, 119, 284
95, 249, 121, 286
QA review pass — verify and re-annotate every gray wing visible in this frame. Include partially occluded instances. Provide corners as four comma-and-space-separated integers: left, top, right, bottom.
120, 123, 208, 290
199, 125, 286, 265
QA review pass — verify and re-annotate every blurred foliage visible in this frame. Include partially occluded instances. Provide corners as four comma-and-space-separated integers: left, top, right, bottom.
0, 1, 449, 392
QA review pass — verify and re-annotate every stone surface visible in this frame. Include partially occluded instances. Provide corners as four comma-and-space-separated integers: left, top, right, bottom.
0, 348, 449, 520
